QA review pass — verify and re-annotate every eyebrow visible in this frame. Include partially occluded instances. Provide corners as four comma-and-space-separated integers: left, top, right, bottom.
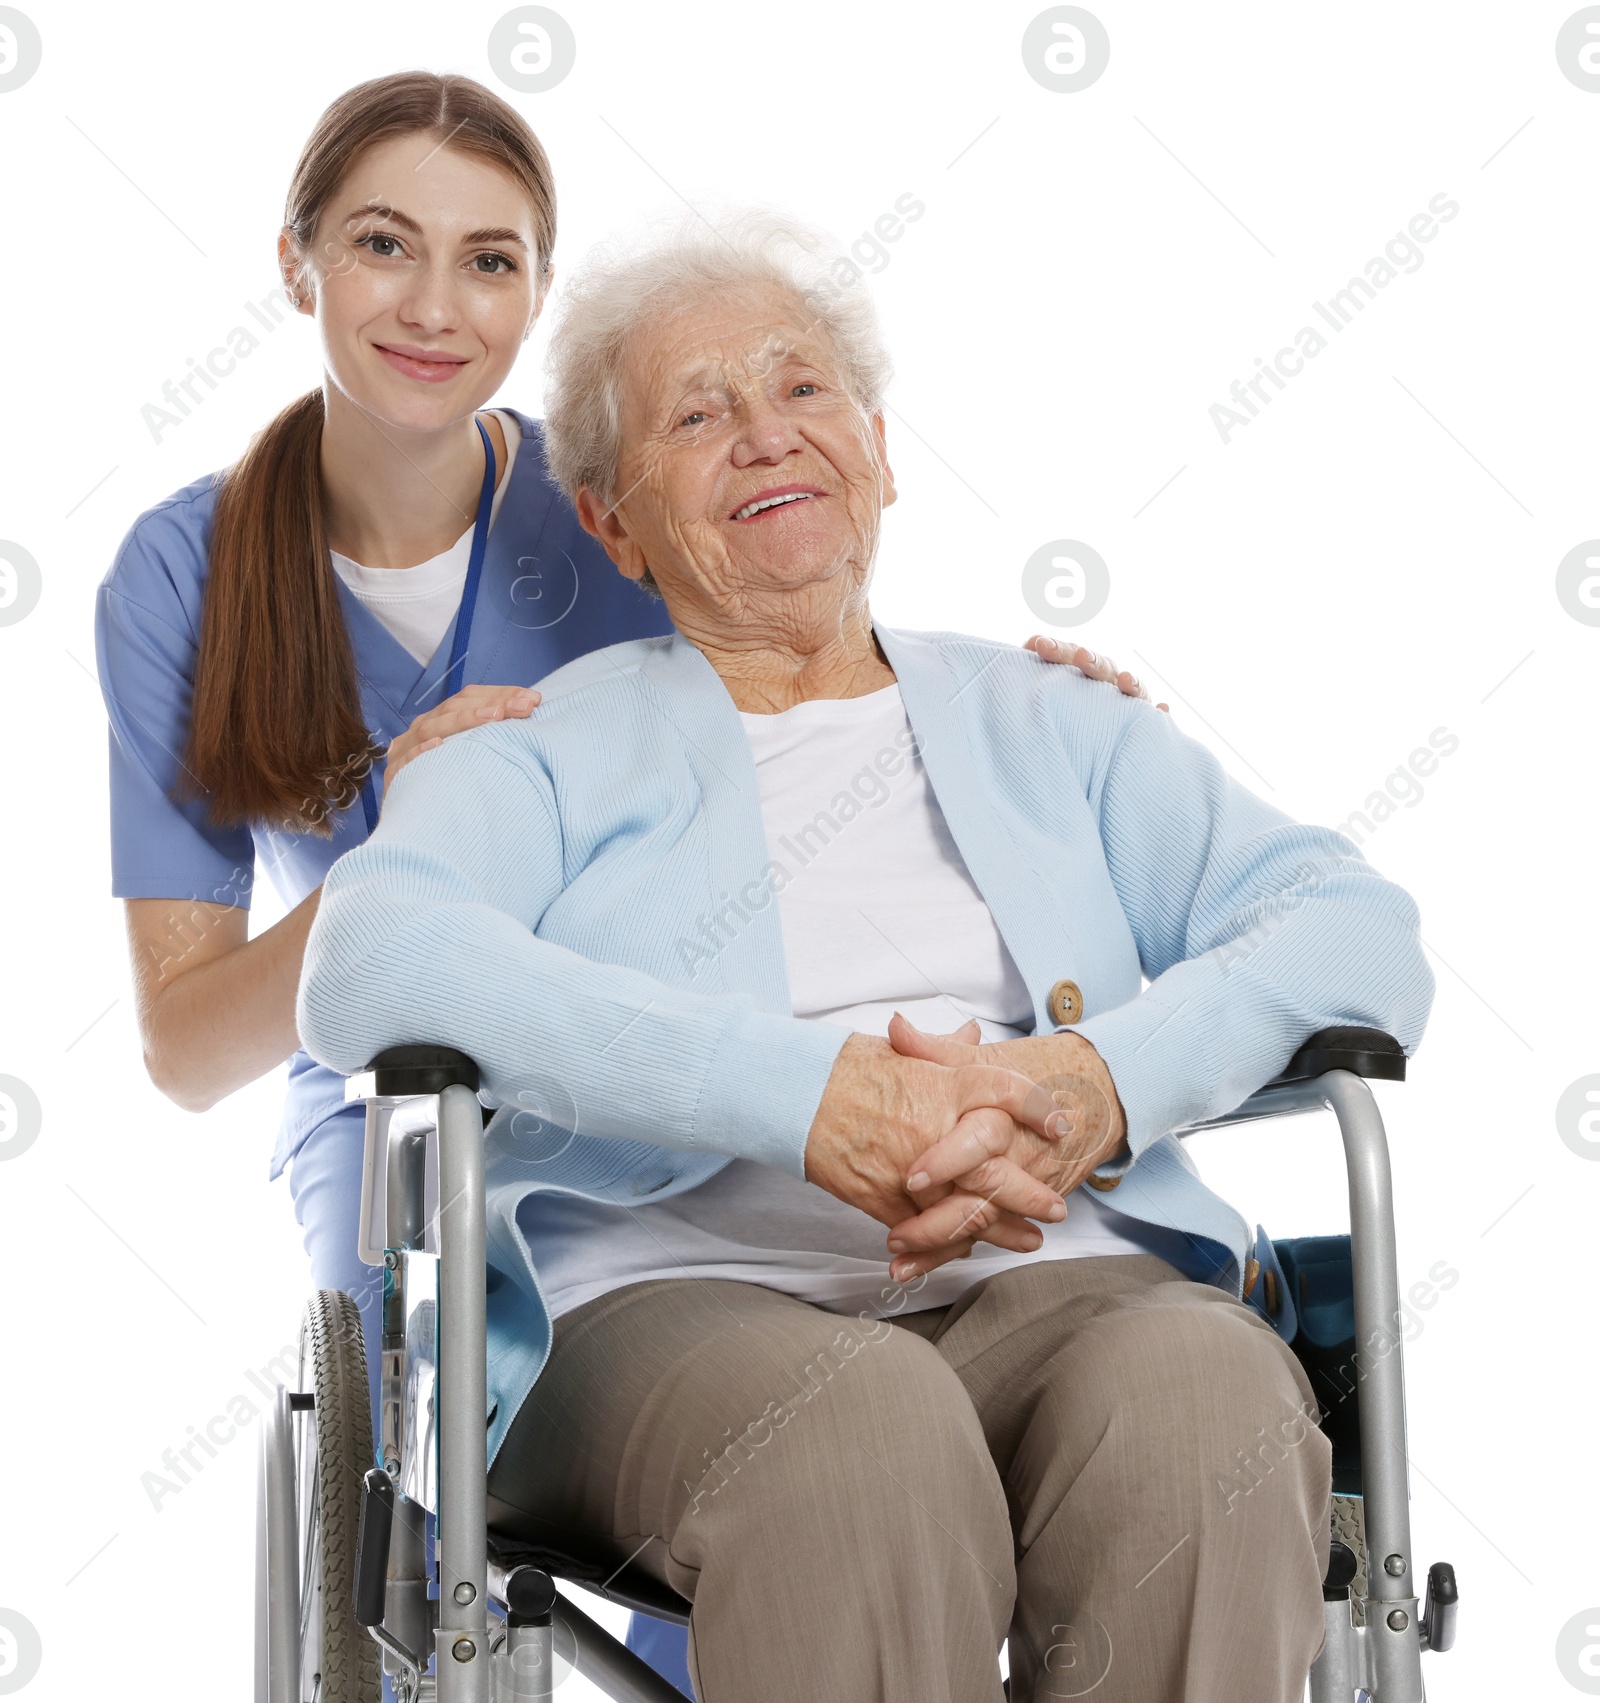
677, 345, 817, 386
343, 202, 418, 233
340, 204, 528, 248
463, 227, 528, 249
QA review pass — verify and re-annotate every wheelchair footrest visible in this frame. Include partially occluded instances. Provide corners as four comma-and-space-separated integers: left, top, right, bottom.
1330, 1495, 1368, 1626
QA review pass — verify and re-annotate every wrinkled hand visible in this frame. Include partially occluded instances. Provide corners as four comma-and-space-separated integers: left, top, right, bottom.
882, 1015, 1130, 1280
382, 684, 542, 797
804, 1034, 1074, 1279
1026, 636, 1170, 713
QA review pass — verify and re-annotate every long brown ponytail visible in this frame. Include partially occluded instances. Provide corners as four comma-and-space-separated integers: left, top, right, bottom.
184, 72, 558, 832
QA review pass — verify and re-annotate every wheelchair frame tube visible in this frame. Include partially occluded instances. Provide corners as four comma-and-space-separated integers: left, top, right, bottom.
1181, 1068, 1427, 1701
553, 1595, 699, 1703
263, 1386, 300, 1703
436, 1082, 491, 1702
1323, 1070, 1423, 1703
503, 1620, 556, 1702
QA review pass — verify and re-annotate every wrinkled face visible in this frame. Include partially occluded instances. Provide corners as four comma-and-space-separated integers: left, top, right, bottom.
286, 133, 545, 432
600, 282, 895, 613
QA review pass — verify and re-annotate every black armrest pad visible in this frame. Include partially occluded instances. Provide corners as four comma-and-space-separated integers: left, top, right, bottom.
365, 1044, 481, 1095
1273, 1026, 1406, 1084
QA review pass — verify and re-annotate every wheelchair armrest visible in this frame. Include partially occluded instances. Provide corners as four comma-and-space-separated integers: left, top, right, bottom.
1269, 1026, 1406, 1086
347, 1044, 481, 1101
343, 1048, 484, 1265
1172, 1028, 1405, 1139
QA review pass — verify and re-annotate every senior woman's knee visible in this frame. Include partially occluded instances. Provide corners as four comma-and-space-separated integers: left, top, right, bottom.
1021, 1280, 1334, 1505
1034, 1284, 1329, 1517
679, 1313, 1007, 1544
1074, 1284, 1308, 1404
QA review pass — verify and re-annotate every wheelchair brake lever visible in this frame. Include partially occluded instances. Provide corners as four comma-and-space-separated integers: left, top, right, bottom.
1421, 1560, 1458, 1653
354, 1468, 394, 1627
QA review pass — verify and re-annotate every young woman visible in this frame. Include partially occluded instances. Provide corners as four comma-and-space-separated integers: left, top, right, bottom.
95, 69, 1146, 1692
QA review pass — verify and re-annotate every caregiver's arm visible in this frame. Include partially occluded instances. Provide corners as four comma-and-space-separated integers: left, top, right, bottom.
122, 687, 540, 1112
297, 731, 1071, 1231
1074, 702, 1433, 1162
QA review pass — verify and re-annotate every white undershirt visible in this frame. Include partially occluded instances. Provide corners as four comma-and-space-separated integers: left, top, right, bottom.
329, 411, 520, 664
518, 685, 1177, 1324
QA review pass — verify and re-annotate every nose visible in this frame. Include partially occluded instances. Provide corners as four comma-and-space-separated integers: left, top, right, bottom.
731, 395, 804, 467
394, 256, 464, 339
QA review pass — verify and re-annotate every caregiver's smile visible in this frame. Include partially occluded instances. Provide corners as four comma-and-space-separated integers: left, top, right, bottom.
372, 340, 474, 384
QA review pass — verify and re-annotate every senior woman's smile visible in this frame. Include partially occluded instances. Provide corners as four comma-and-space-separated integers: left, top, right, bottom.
300, 208, 1432, 1703
728, 483, 827, 522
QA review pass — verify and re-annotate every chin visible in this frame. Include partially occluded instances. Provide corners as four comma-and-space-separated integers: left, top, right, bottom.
347, 373, 485, 437
741, 549, 860, 592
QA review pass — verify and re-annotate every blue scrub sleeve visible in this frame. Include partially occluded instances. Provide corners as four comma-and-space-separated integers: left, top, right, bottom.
96, 509, 256, 907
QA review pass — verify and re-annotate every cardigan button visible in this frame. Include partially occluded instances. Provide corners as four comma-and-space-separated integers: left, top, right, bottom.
1046, 979, 1083, 1026
1084, 1172, 1121, 1192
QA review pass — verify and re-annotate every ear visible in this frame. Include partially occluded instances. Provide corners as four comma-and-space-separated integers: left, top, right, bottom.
575, 487, 652, 585
278, 229, 313, 318
871, 412, 897, 510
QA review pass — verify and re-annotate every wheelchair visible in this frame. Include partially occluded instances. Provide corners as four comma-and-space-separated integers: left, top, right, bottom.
256, 1027, 1460, 1702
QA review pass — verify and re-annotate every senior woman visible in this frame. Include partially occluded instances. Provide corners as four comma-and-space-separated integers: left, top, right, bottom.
299, 212, 1432, 1703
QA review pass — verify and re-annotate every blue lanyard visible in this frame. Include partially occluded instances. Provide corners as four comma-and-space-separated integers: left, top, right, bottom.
359, 417, 497, 835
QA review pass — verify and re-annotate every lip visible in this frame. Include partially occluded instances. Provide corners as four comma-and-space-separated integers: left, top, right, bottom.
374, 342, 472, 384
727, 484, 829, 522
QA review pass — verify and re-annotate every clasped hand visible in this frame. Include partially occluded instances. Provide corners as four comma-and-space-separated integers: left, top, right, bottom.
802, 1018, 1128, 1285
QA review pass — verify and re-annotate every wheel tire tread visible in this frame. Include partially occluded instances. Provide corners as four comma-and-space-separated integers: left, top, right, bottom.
301, 1289, 381, 1702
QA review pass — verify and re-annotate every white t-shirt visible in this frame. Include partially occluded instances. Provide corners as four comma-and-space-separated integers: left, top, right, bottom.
329, 411, 520, 664
518, 685, 1180, 1323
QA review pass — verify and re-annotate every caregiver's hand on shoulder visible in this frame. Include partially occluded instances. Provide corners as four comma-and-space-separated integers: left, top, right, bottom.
382, 684, 542, 796
881, 1016, 1130, 1279
1026, 636, 1170, 713
804, 1034, 1072, 1261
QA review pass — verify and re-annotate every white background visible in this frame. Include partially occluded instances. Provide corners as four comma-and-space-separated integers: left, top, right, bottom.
0, 2, 1594, 1698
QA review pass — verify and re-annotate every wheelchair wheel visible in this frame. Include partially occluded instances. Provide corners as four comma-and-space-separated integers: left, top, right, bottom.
295, 1290, 381, 1702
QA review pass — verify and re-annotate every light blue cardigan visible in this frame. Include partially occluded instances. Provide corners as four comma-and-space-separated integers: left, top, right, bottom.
299, 626, 1433, 1464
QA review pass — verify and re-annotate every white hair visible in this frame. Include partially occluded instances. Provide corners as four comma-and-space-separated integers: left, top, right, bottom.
542, 208, 894, 504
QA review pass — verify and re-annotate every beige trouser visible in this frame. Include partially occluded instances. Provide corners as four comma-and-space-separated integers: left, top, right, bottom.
486, 1255, 1331, 1703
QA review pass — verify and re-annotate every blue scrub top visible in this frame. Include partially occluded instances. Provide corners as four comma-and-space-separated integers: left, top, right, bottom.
95, 410, 673, 1178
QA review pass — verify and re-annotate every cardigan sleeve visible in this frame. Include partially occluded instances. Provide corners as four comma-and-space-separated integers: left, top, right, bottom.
296, 733, 846, 1178
1072, 704, 1434, 1155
